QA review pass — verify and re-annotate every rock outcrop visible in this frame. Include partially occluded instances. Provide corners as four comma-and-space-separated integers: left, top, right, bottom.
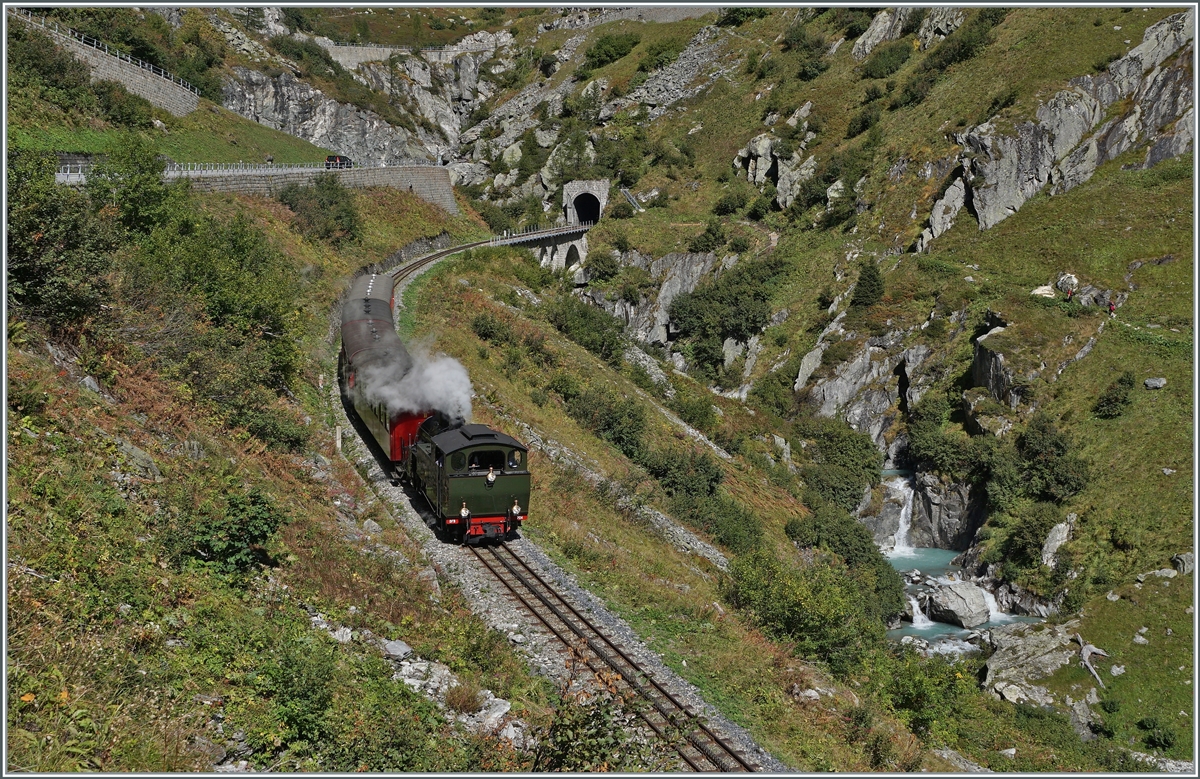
913, 177, 966, 252
600, 26, 737, 122
732, 130, 818, 210
956, 10, 1194, 230
852, 8, 915, 61
223, 67, 430, 164
577, 251, 718, 347
984, 620, 1080, 706
911, 472, 985, 550
917, 7, 967, 50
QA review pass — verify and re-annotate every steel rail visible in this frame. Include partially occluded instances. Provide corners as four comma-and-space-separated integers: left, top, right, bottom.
474, 542, 758, 772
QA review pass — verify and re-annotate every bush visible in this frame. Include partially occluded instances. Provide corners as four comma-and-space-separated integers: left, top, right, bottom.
687, 220, 727, 253
724, 549, 883, 673
609, 200, 635, 219
584, 33, 640, 69
728, 236, 751, 254
717, 8, 769, 27
566, 386, 645, 458
191, 488, 287, 575
851, 260, 884, 307
787, 493, 906, 621
547, 295, 624, 364
862, 40, 912, 79
1003, 502, 1061, 567
471, 312, 514, 344
713, 190, 751, 215
642, 446, 723, 498
986, 413, 1089, 512
671, 493, 762, 553
264, 636, 335, 746
846, 104, 883, 138
92, 79, 154, 128
586, 250, 620, 281
747, 195, 773, 220
6, 149, 116, 328
1093, 370, 1135, 418
794, 416, 882, 499
278, 174, 361, 247
638, 38, 684, 71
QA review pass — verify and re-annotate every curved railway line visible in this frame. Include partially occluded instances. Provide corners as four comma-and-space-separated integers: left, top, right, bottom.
348, 232, 766, 771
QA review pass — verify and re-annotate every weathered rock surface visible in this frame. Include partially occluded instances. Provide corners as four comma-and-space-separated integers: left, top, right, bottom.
601, 26, 733, 122
984, 620, 1080, 705
223, 67, 430, 164
910, 472, 985, 550
852, 8, 915, 61
914, 177, 966, 252
578, 251, 717, 346
956, 10, 1193, 230
927, 581, 991, 628
918, 7, 967, 49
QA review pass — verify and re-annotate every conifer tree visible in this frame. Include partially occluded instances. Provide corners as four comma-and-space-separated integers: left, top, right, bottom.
850, 260, 884, 307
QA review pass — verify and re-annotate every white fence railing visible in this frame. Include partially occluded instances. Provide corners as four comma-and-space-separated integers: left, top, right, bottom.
9, 7, 201, 96
55, 160, 445, 184
488, 221, 594, 247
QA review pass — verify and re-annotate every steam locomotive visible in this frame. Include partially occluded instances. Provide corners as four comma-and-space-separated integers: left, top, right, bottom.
338, 272, 530, 543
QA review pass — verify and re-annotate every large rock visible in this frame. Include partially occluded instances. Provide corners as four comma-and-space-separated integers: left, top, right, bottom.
911, 471, 985, 550
578, 251, 717, 347
852, 8, 915, 61
918, 7, 967, 50
984, 620, 1080, 705
914, 177, 967, 252
776, 154, 817, 209
927, 581, 991, 628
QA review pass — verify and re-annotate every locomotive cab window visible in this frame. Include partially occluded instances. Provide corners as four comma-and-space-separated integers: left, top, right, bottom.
450, 452, 467, 472
507, 450, 525, 469
467, 450, 505, 472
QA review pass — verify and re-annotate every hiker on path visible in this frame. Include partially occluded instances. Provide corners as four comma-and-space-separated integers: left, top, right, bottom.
1066, 287, 1074, 303
1109, 300, 1117, 318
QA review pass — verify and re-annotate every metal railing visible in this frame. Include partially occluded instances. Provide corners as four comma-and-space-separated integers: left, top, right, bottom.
9, 7, 201, 96
330, 40, 494, 54
488, 221, 594, 247
55, 160, 446, 184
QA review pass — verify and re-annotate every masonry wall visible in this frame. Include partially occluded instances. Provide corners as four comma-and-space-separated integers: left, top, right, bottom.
11, 14, 199, 116
176, 166, 459, 214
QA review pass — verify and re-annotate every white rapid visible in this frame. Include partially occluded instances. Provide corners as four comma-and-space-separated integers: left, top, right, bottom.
885, 476, 916, 558
981, 588, 1014, 623
908, 595, 933, 628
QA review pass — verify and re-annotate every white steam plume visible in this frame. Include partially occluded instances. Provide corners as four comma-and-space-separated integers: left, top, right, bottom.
360, 340, 473, 424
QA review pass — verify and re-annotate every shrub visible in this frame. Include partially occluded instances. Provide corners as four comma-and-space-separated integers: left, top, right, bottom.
797, 55, 830, 82
687, 220, 727, 253
278, 174, 361, 247
794, 416, 882, 498
92, 79, 154, 128
986, 413, 1090, 511
566, 386, 645, 458
547, 295, 624, 363
747, 195, 773, 220
787, 493, 906, 621
851, 260, 884, 307
1093, 370, 1135, 418
671, 493, 762, 553
471, 312, 514, 344
713, 190, 751, 215
609, 200, 635, 219
724, 549, 883, 673
846, 104, 883, 138
728, 236, 751, 254
546, 371, 580, 401
671, 393, 717, 431
642, 446, 723, 498
717, 8, 769, 27
862, 40, 912, 79
638, 38, 684, 71
586, 251, 620, 282
584, 33, 640, 69
6, 149, 116, 328
1003, 502, 1061, 567
191, 488, 287, 575
264, 636, 335, 745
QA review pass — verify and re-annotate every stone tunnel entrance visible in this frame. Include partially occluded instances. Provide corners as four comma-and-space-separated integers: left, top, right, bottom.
573, 192, 601, 224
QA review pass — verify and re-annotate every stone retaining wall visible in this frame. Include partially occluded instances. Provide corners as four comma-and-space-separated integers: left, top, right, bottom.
177, 166, 458, 214
11, 12, 199, 116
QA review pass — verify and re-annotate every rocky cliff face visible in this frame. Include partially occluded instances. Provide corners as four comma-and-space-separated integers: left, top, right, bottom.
222, 67, 432, 164
951, 10, 1193, 231
578, 251, 718, 347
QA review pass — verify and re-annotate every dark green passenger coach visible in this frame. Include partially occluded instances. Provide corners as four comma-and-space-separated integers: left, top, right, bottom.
410, 418, 530, 543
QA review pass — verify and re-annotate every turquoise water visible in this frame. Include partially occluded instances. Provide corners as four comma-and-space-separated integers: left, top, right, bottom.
885, 547, 1040, 652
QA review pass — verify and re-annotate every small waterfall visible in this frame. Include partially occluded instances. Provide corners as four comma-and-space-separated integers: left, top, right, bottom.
908, 595, 933, 628
885, 476, 916, 558
981, 588, 1014, 623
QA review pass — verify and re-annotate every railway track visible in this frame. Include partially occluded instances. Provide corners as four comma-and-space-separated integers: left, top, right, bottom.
469, 541, 759, 773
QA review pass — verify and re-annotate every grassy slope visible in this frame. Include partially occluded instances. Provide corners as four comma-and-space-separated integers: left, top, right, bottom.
6, 186, 544, 771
